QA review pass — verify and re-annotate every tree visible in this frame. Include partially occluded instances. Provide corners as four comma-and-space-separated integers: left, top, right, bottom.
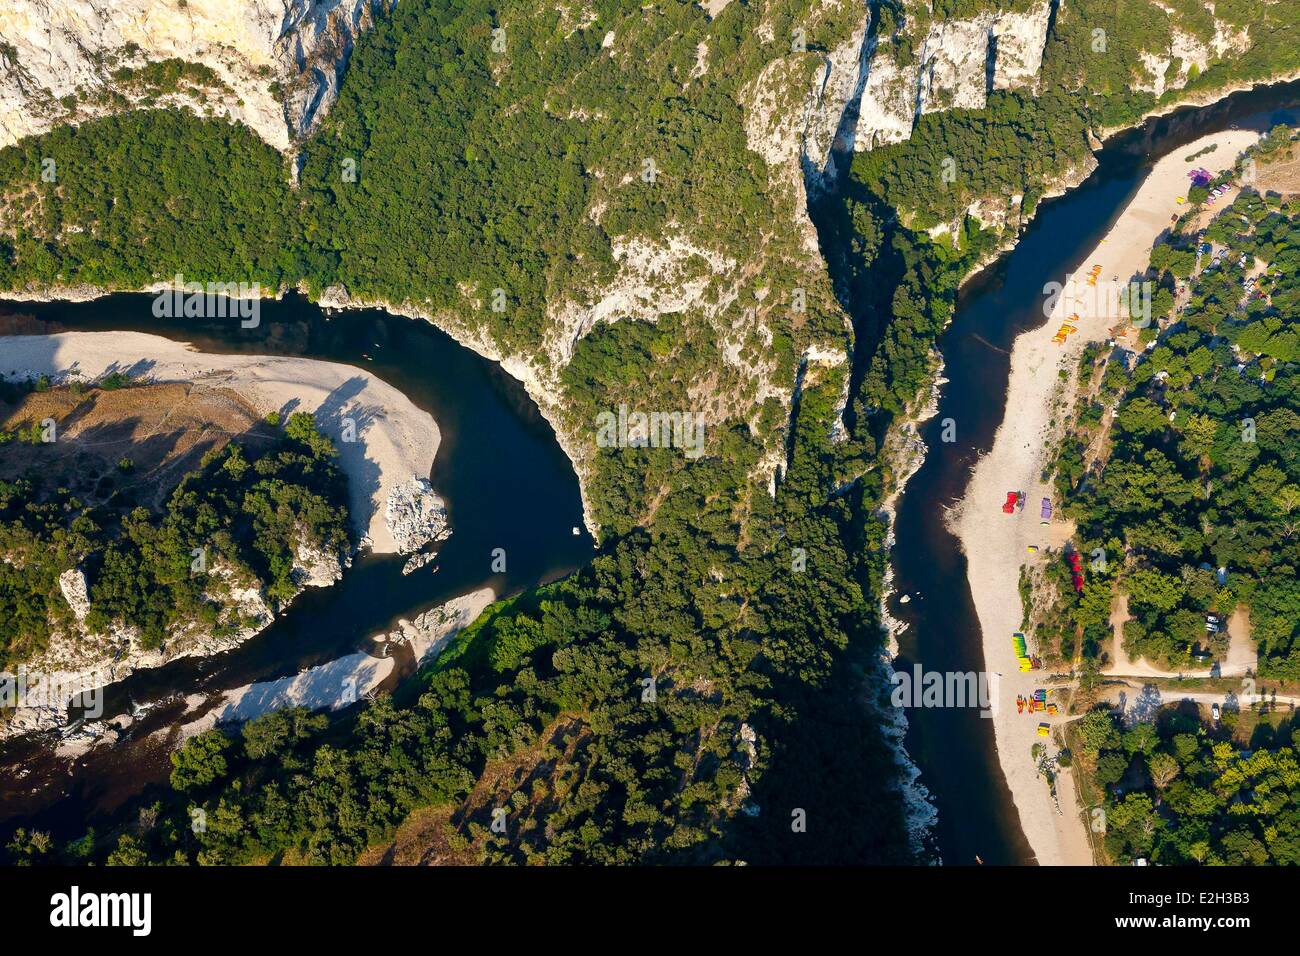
1116, 397, 1169, 437
170, 730, 233, 792
1077, 710, 1121, 757
1148, 751, 1180, 790
1096, 752, 1128, 787
1126, 569, 1184, 614
105, 834, 150, 866
242, 708, 326, 761
1178, 413, 1219, 467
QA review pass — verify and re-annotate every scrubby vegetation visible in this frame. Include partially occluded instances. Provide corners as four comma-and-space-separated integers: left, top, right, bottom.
0, 406, 349, 665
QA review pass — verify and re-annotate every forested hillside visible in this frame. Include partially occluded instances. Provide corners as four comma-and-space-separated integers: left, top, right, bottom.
2, 0, 1299, 865
0, 390, 350, 671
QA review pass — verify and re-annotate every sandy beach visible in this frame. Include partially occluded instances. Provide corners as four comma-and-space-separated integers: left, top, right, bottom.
50, 587, 497, 760
166, 587, 495, 746
0, 331, 438, 554
952, 128, 1260, 865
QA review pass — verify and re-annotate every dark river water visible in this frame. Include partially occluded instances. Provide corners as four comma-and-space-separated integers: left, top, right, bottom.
0, 295, 592, 831
890, 80, 1300, 865
2, 78, 1299, 857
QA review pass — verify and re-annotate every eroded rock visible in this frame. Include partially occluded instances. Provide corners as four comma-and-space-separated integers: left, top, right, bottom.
0, 0, 394, 150
384, 476, 450, 555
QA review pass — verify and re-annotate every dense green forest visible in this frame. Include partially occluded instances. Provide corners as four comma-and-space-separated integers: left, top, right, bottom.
0, 0, 928, 866
1, 139, 993, 867
0, 402, 349, 667
1044, 155, 1300, 676
1036, 131, 1300, 865
2, 0, 1300, 866
1074, 706, 1300, 864
5, 366, 926, 865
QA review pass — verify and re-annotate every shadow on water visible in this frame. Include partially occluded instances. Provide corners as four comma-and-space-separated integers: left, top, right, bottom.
889, 83, 1300, 865
0, 293, 593, 831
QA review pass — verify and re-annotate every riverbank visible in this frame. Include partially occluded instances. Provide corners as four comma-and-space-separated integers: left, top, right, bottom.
51, 587, 496, 762
951, 127, 1259, 866
167, 587, 495, 745
0, 331, 440, 554
314, 286, 600, 540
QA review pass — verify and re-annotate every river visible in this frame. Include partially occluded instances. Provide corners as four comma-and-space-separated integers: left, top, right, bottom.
0, 294, 592, 833
889, 80, 1300, 865
2, 79, 1299, 859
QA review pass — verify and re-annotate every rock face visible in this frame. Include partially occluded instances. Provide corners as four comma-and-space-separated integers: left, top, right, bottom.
0, 0, 394, 151
0, 545, 352, 740
754, 1, 1055, 195
1135, 20, 1251, 97
384, 476, 450, 555
801, 13, 875, 184
58, 567, 90, 622
381, 587, 495, 665
546, 234, 738, 366
854, 1, 1053, 152
292, 537, 348, 588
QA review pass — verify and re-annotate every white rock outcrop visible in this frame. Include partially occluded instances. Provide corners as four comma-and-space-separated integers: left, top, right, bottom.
4, 562, 279, 739
989, 2, 1053, 91
0, 0, 394, 151
1137, 20, 1252, 97
802, 14, 874, 184
58, 567, 90, 622
854, 1, 1052, 151
165, 587, 495, 747
917, 16, 997, 114
384, 476, 450, 555
547, 234, 738, 365
855, 48, 920, 150
292, 537, 347, 588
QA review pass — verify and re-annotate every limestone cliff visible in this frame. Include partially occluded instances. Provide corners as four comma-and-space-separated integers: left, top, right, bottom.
853, 1, 1053, 153
0, 0, 393, 150
3, 542, 348, 740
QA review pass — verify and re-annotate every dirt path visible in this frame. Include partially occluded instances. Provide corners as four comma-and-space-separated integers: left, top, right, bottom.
1099, 681, 1300, 723
1104, 592, 1256, 679
1225, 605, 1255, 676
954, 128, 1260, 867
